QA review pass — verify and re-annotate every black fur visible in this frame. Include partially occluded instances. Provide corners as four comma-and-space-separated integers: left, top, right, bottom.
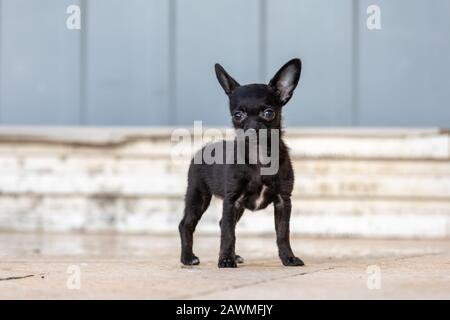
179, 59, 304, 268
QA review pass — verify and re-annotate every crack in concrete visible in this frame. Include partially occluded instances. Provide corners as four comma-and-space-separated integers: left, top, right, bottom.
179, 266, 340, 299
392, 252, 441, 262
0, 274, 34, 281
290, 266, 338, 277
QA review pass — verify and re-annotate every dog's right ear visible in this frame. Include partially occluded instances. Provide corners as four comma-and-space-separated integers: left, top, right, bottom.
215, 63, 240, 95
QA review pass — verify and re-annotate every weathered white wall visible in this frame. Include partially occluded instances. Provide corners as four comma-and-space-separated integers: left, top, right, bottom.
0, 127, 449, 238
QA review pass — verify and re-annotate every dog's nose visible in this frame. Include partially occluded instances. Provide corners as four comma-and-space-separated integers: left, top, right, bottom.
244, 119, 261, 131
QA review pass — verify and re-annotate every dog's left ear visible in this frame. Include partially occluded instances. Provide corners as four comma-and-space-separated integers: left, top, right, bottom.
269, 58, 301, 106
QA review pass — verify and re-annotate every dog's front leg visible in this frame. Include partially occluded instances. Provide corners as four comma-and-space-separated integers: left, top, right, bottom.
274, 196, 304, 266
218, 196, 237, 268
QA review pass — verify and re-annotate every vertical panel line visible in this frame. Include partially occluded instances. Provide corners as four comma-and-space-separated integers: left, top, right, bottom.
168, 0, 177, 125
259, 0, 267, 81
79, 0, 87, 125
351, 0, 360, 126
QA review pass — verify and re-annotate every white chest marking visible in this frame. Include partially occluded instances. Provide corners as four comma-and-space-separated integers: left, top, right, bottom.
254, 185, 267, 210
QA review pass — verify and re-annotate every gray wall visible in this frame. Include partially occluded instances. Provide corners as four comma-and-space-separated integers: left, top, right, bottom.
0, 0, 449, 127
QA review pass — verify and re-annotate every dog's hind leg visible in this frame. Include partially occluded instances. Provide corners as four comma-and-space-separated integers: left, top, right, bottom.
234, 207, 245, 263
274, 195, 304, 266
179, 184, 211, 266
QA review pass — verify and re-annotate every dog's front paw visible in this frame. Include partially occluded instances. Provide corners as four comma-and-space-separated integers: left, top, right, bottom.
281, 256, 304, 266
218, 257, 237, 268
181, 255, 200, 266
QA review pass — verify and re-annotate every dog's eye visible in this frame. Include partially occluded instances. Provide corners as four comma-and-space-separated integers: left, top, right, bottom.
233, 111, 246, 121
262, 108, 275, 121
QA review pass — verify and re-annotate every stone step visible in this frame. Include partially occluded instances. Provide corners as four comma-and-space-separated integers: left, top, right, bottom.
2, 156, 450, 177
0, 160, 449, 198
0, 194, 448, 238
0, 127, 448, 159
0, 173, 449, 199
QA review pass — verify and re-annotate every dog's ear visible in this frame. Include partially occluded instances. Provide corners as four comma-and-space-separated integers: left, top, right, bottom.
215, 63, 240, 95
269, 58, 301, 105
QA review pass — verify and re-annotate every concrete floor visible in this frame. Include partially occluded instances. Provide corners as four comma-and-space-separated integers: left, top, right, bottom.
0, 232, 449, 299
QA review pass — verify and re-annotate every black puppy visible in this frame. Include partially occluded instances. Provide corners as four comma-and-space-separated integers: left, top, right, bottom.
179, 59, 304, 268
